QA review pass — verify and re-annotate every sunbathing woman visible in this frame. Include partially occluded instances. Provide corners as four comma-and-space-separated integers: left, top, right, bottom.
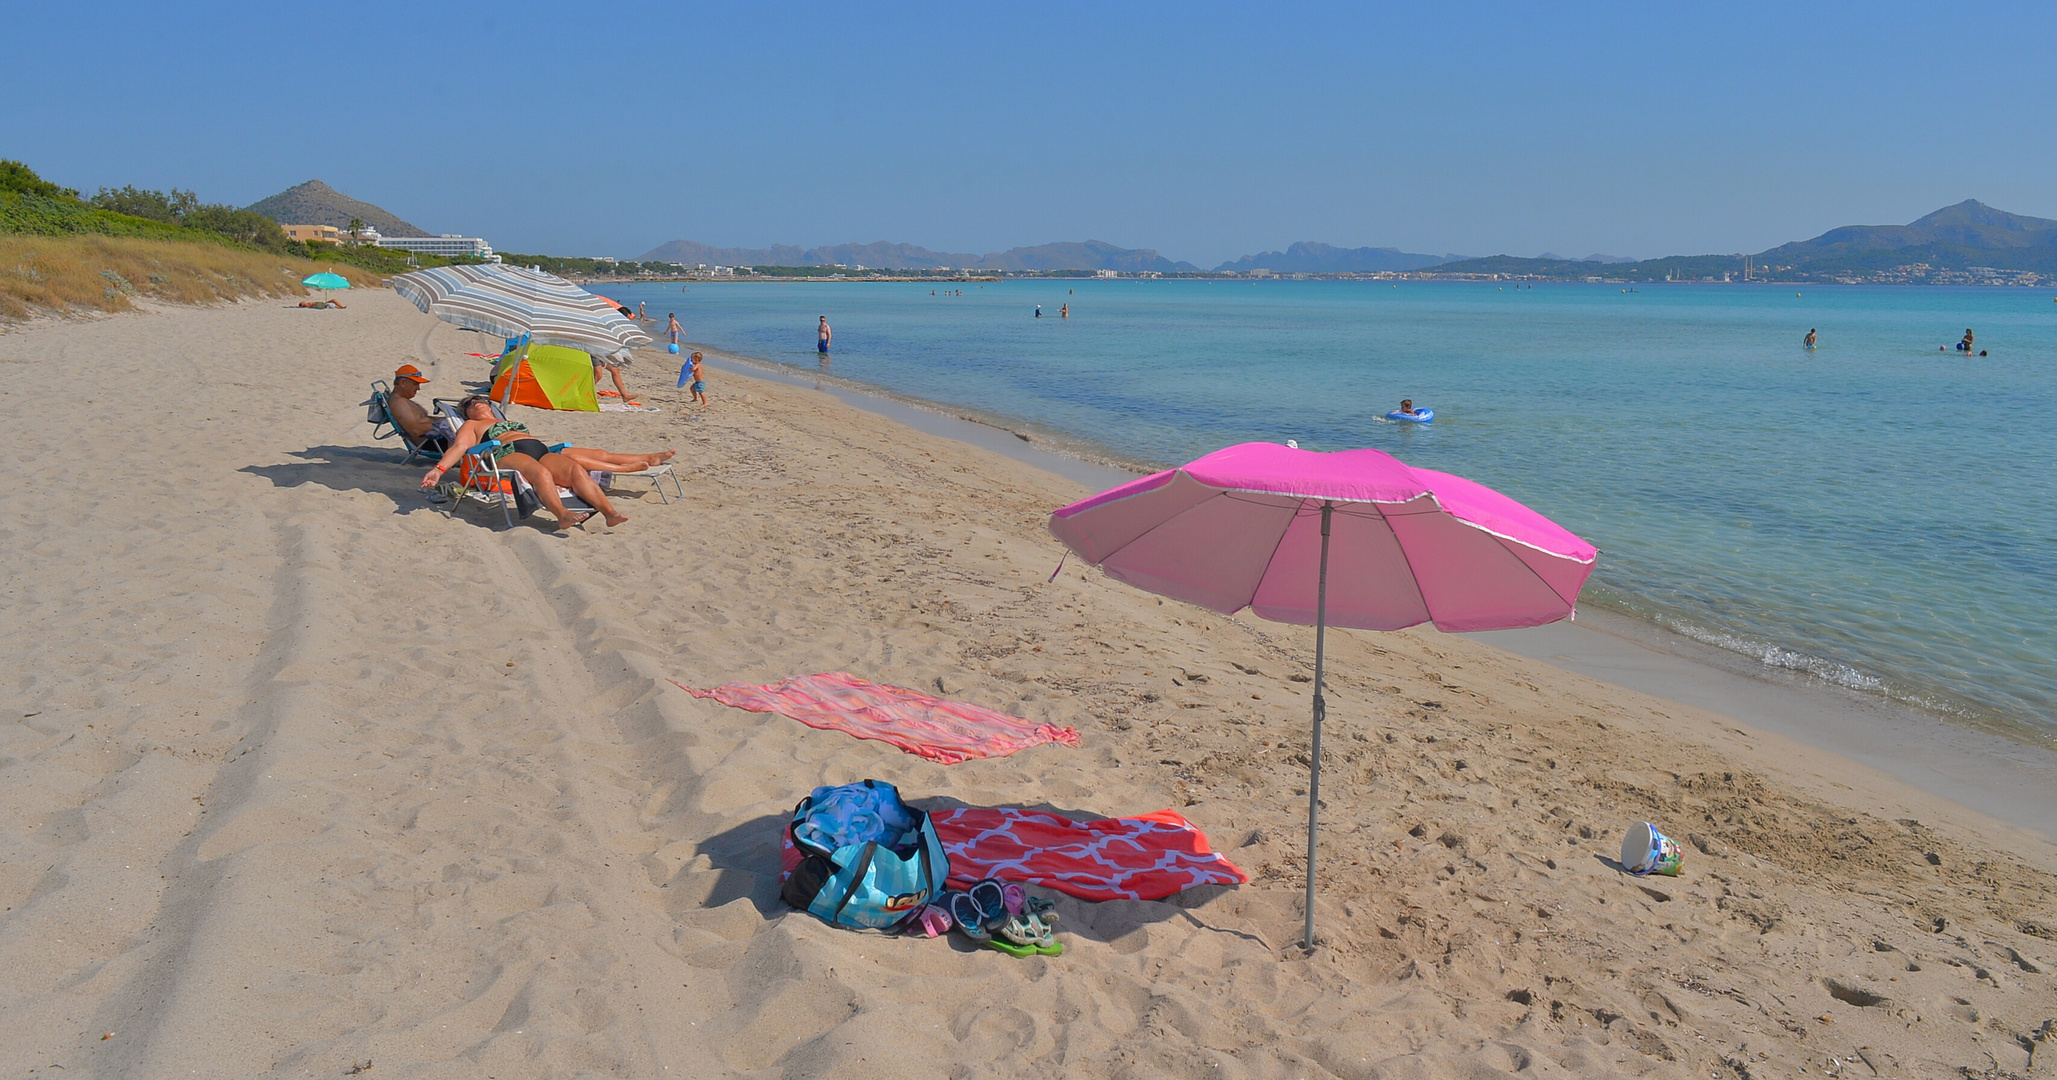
420, 396, 657, 529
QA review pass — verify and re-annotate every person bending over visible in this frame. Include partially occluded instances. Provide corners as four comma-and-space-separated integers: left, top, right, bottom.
420, 396, 666, 530
592, 349, 638, 404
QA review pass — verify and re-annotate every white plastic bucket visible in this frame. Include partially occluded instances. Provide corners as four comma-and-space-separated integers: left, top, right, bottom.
1621, 821, 1683, 876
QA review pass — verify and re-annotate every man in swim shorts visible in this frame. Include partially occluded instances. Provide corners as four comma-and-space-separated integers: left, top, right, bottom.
385, 363, 449, 453
818, 316, 831, 353
1804, 329, 1817, 348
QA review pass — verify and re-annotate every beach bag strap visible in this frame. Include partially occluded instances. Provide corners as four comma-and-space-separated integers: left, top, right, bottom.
827, 842, 878, 921
915, 829, 936, 896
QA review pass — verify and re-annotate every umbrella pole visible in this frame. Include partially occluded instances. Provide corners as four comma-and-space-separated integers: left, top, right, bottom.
498, 339, 528, 408
1304, 500, 1332, 951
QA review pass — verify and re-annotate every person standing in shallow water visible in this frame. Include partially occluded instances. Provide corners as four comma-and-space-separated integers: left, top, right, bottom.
818, 316, 831, 354
1804, 328, 1817, 349
667, 313, 682, 345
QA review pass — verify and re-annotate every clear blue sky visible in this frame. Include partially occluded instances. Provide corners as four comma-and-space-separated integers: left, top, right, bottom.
8, 1, 2055, 266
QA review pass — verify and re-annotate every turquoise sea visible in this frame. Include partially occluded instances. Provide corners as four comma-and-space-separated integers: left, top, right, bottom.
605, 279, 2057, 740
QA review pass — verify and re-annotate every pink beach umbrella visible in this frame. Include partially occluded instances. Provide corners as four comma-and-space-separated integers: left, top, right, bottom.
1048, 441, 1597, 949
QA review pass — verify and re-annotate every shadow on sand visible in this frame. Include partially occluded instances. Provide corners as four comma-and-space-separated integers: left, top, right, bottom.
240, 443, 563, 530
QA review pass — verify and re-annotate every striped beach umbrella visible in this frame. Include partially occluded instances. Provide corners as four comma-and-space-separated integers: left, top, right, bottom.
390, 264, 652, 357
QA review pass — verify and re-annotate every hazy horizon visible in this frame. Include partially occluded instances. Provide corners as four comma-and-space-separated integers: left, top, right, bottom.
7, 2, 2056, 265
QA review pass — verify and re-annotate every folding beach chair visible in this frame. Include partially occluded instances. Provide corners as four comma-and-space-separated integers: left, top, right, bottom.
440, 439, 598, 530
366, 380, 442, 464
438, 398, 681, 505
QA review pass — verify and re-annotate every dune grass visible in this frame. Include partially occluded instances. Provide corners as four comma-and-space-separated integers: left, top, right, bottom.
0, 233, 384, 322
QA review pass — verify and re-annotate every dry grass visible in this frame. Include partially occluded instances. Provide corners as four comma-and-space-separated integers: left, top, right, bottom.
0, 233, 385, 322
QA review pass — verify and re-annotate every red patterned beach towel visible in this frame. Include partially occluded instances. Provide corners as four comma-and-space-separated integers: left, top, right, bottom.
932, 807, 1248, 901
673, 673, 1080, 765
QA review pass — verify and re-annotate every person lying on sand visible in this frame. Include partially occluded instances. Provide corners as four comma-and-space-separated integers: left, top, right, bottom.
297, 299, 344, 309
420, 396, 671, 530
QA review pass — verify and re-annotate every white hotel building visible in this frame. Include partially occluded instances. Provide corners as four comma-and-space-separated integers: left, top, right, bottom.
372, 232, 500, 261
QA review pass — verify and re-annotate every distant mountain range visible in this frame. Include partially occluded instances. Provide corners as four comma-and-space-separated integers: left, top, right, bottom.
244, 180, 430, 238
638, 238, 1200, 273
236, 180, 2056, 283
1213, 242, 1456, 274
1435, 201, 2057, 281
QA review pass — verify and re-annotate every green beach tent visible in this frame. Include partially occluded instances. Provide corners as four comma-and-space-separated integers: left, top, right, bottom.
491, 342, 599, 411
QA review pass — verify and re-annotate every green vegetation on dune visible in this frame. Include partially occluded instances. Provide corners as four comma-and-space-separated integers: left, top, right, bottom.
0, 190, 201, 244
0, 161, 449, 276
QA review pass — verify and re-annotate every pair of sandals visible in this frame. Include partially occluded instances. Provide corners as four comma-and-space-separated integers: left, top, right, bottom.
943, 879, 1061, 957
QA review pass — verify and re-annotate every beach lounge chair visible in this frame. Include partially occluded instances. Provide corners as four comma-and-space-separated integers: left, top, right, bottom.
608, 462, 684, 503
366, 380, 441, 464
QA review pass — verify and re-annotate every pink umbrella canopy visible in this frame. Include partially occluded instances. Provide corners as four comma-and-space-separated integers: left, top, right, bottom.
1050, 441, 1595, 632
1048, 441, 1596, 948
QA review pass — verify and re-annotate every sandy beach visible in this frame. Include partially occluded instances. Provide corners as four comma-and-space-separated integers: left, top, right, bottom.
4, 288, 2055, 1079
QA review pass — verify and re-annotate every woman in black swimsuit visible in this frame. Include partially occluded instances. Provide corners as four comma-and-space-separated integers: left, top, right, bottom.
421, 396, 638, 529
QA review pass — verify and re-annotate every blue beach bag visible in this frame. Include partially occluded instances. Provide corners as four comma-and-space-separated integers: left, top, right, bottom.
779, 780, 949, 930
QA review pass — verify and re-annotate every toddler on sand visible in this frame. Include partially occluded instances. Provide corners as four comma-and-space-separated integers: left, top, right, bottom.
689, 352, 707, 406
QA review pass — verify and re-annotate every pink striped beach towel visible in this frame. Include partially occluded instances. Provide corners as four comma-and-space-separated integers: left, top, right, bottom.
933, 807, 1248, 901
673, 672, 1080, 765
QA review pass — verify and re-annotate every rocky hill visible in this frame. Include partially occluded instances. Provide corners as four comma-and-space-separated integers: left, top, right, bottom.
1755, 200, 2057, 263
244, 180, 430, 238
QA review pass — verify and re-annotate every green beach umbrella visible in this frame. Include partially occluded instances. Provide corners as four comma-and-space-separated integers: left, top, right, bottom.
301, 271, 350, 303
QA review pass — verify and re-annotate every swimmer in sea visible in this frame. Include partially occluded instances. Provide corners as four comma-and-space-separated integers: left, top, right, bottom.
1398, 398, 1418, 417
1959, 328, 1975, 352
1804, 328, 1817, 349
1034, 305, 1042, 318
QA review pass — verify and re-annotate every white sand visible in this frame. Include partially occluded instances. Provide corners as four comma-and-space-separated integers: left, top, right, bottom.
2, 290, 2054, 1078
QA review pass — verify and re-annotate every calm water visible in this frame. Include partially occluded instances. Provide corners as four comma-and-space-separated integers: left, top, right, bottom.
609, 279, 2057, 737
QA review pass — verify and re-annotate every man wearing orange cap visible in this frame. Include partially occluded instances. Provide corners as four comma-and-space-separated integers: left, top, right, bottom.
387, 363, 449, 452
